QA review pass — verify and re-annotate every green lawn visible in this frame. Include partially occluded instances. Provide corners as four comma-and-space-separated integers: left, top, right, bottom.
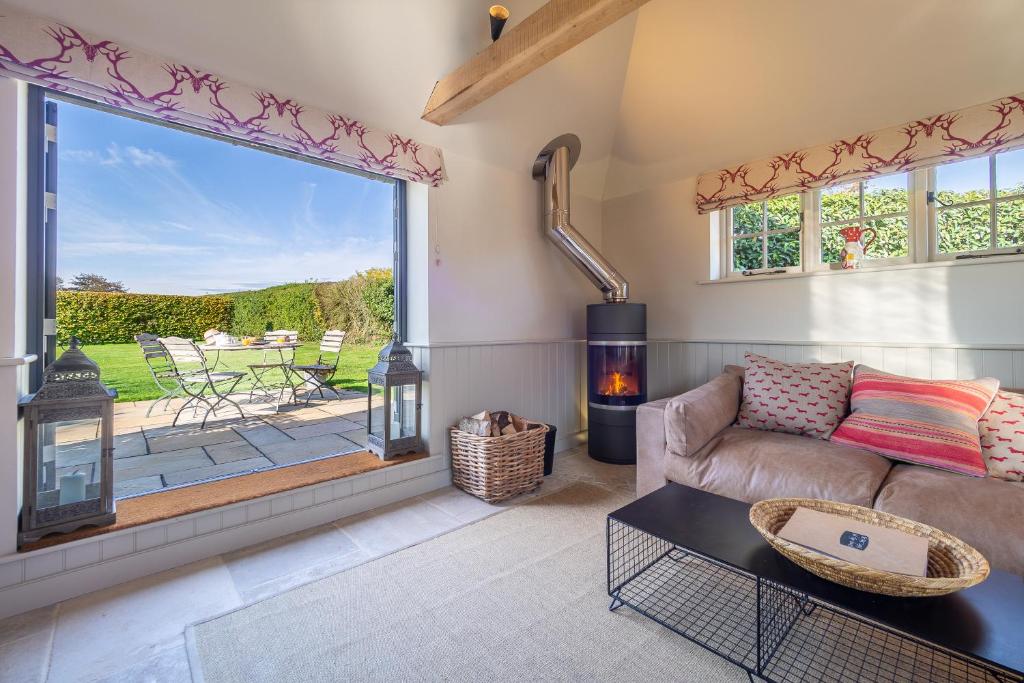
83, 342, 380, 403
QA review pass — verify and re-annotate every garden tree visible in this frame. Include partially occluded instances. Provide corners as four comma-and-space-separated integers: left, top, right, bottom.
732, 181, 1024, 270
65, 273, 127, 293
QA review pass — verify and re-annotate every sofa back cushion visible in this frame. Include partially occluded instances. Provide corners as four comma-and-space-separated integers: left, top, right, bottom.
830, 366, 998, 477
980, 390, 1024, 481
735, 353, 854, 440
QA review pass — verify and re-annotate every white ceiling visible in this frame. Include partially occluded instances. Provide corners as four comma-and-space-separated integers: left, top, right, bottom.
9, 0, 1024, 200
605, 0, 1024, 197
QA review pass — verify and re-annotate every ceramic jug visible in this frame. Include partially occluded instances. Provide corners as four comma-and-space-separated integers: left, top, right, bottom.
839, 225, 876, 270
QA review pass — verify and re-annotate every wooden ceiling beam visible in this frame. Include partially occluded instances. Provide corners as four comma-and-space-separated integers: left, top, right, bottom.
421, 0, 650, 126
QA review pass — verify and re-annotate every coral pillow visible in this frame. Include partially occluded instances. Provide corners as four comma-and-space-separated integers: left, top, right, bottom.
979, 391, 1024, 481
736, 354, 854, 439
830, 366, 998, 477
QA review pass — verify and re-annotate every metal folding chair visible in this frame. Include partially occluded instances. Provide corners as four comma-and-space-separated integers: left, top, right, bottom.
290, 330, 346, 407
247, 330, 299, 409
135, 333, 186, 417
158, 336, 246, 428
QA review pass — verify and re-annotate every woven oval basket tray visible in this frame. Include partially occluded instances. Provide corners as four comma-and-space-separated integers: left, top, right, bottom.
749, 498, 989, 597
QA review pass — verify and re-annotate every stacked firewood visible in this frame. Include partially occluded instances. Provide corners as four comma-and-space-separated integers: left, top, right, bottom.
457, 410, 542, 437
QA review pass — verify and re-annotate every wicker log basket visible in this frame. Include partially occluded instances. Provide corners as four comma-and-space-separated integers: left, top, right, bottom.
749, 498, 989, 597
450, 423, 548, 503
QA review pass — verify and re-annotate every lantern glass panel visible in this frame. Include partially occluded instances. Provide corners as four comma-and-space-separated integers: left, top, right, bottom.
369, 383, 386, 439
389, 384, 417, 439
37, 418, 103, 511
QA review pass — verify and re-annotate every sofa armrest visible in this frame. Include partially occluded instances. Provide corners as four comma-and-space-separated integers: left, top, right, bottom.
664, 371, 743, 458
636, 397, 673, 497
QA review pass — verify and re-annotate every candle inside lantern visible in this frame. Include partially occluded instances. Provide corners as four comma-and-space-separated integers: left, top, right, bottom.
59, 471, 87, 504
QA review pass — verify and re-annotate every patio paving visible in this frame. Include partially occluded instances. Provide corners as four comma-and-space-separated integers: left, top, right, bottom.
103, 390, 381, 499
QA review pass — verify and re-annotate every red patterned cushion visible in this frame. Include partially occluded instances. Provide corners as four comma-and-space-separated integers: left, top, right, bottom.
830, 366, 998, 477
979, 391, 1024, 481
736, 354, 854, 439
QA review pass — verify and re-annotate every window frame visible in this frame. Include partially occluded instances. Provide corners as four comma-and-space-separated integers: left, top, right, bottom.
929, 153, 1024, 261
723, 194, 804, 277
711, 148, 1024, 281
813, 172, 916, 271
29, 88, 410, 377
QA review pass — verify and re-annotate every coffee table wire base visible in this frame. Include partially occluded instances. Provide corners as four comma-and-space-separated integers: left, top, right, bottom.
607, 518, 1021, 683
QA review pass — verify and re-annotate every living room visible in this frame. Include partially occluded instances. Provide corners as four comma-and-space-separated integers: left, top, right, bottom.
1, 1, 1022, 681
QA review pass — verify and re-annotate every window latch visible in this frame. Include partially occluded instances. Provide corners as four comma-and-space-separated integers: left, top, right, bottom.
926, 191, 952, 208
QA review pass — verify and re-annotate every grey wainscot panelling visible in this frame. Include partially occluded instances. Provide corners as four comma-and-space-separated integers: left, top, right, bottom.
647, 340, 1024, 400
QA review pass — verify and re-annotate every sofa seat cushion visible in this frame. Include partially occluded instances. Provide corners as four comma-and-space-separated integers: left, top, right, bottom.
874, 464, 1024, 576
664, 426, 892, 507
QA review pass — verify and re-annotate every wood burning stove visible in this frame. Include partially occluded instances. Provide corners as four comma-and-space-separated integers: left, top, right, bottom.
534, 134, 644, 464
587, 303, 646, 464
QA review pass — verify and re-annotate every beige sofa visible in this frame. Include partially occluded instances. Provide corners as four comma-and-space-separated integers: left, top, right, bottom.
636, 367, 1024, 576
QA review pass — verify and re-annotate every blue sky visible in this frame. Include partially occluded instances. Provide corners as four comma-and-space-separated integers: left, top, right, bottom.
56, 99, 394, 295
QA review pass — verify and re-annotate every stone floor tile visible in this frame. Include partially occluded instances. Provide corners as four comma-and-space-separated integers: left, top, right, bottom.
47, 557, 239, 683
205, 441, 265, 465
335, 496, 463, 556
237, 549, 371, 605
281, 416, 362, 440
223, 523, 360, 598
0, 631, 51, 683
418, 486, 501, 523
343, 409, 369, 425
258, 434, 362, 466
114, 447, 212, 481
90, 638, 191, 683
338, 426, 368, 447
162, 457, 273, 487
113, 429, 148, 459
0, 604, 56, 646
231, 422, 291, 447
146, 426, 245, 454
115, 475, 165, 500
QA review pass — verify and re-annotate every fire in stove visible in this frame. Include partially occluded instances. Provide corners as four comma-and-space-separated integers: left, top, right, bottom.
600, 370, 638, 397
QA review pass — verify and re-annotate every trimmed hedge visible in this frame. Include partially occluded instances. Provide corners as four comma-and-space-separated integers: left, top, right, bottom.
225, 283, 325, 341
56, 269, 394, 345
57, 291, 232, 344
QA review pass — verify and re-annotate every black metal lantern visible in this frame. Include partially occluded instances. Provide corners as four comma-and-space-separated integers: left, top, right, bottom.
19, 338, 116, 545
366, 336, 422, 460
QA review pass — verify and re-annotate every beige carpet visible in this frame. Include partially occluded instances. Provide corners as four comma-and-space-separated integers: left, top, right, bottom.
188, 482, 744, 682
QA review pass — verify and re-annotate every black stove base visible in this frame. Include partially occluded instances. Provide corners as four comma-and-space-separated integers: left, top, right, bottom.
588, 406, 637, 465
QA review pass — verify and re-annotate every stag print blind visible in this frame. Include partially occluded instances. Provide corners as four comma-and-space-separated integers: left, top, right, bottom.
696, 92, 1024, 213
0, 7, 447, 186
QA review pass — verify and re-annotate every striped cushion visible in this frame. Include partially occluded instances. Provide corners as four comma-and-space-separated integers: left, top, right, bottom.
830, 366, 998, 477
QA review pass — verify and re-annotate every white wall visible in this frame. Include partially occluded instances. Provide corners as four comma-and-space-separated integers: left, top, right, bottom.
424, 149, 604, 345
602, 176, 1024, 348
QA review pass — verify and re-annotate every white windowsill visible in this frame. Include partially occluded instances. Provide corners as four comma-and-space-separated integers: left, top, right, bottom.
0, 354, 37, 367
699, 252, 1024, 285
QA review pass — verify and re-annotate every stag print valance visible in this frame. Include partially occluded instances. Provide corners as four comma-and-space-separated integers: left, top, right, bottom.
696, 92, 1024, 213
0, 7, 446, 186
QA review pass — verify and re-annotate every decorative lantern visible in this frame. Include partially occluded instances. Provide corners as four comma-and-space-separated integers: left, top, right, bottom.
367, 336, 422, 460
19, 338, 116, 545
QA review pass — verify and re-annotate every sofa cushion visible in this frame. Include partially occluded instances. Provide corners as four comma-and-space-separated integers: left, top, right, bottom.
664, 371, 742, 458
664, 426, 892, 507
736, 353, 853, 440
874, 464, 1024, 576
830, 366, 998, 477
979, 390, 1024, 482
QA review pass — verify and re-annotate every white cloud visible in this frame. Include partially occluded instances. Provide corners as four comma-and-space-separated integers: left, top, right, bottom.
60, 145, 122, 166
124, 146, 176, 169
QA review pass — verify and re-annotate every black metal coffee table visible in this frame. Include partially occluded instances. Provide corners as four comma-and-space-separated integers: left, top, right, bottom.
607, 483, 1023, 682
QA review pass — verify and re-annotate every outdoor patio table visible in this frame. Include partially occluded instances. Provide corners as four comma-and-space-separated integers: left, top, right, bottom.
198, 342, 302, 411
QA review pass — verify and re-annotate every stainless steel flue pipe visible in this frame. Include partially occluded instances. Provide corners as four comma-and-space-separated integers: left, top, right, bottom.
533, 135, 629, 303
